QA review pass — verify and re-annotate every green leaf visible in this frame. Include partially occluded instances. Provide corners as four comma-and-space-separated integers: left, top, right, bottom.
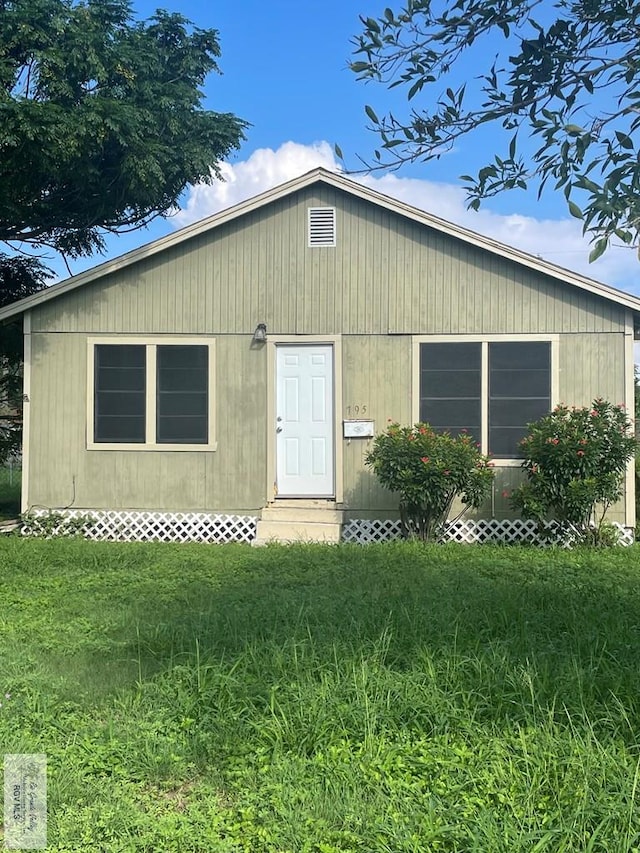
588, 238, 608, 263
407, 79, 423, 100
615, 130, 634, 149
365, 104, 380, 124
567, 200, 584, 219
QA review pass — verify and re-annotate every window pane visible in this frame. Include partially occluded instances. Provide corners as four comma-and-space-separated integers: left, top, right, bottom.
158, 368, 208, 393
420, 399, 481, 430
158, 345, 208, 370
421, 369, 481, 398
158, 392, 208, 418
95, 416, 146, 444
489, 342, 550, 458
490, 341, 550, 370
490, 369, 549, 398
94, 345, 145, 443
96, 345, 145, 369
489, 397, 550, 429
489, 427, 530, 458
420, 343, 481, 439
157, 345, 208, 444
421, 342, 481, 370
156, 417, 208, 444
96, 392, 146, 418
97, 366, 145, 392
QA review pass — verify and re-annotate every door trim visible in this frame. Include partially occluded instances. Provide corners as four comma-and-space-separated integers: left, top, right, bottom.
266, 335, 343, 503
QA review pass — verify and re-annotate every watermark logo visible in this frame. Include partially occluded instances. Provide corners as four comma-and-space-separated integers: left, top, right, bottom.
3, 754, 47, 849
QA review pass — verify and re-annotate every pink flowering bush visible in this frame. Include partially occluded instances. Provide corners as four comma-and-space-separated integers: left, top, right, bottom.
365, 423, 494, 541
511, 399, 637, 545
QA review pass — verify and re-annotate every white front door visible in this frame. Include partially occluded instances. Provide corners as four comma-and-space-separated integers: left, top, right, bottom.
276, 344, 335, 497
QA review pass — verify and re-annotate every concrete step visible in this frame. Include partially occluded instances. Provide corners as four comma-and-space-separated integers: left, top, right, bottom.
260, 506, 344, 524
253, 518, 341, 545
269, 499, 338, 509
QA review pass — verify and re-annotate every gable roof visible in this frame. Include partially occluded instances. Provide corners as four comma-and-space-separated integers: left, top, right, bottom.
1, 167, 640, 322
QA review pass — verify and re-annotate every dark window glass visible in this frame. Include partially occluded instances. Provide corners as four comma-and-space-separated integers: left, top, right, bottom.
94, 345, 145, 443
420, 369, 481, 399
490, 341, 549, 370
420, 343, 481, 442
421, 399, 482, 430
490, 369, 549, 398
157, 346, 208, 444
489, 342, 550, 457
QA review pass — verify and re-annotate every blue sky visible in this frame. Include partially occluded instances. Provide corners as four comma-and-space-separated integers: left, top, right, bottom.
63, 0, 640, 296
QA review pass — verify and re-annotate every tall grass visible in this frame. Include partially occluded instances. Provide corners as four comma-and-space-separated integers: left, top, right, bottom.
2, 539, 640, 851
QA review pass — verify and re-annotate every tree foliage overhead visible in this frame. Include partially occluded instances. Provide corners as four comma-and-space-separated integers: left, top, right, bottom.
351, 0, 640, 260
0, 0, 247, 466
0, 0, 248, 259
0, 254, 52, 461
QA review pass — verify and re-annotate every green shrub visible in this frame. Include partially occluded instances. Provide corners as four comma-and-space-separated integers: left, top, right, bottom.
511, 399, 636, 545
20, 511, 96, 538
365, 422, 494, 541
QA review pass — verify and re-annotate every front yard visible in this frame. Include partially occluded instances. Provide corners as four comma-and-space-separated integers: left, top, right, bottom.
2, 539, 640, 851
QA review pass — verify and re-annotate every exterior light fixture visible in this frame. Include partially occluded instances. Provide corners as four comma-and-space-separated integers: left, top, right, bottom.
253, 323, 267, 343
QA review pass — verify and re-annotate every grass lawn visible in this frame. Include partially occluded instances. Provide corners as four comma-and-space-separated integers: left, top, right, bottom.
2, 539, 640, 851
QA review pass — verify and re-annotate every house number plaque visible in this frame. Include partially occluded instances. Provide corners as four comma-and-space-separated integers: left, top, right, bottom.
343, 420, 375, 438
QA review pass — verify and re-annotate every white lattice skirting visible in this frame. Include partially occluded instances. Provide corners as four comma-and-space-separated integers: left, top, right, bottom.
341, 518, 635, 546
20, 510, 634, 546
23, 509, 258, 544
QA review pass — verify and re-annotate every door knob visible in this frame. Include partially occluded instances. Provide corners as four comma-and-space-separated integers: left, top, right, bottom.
276, 426, 283, 433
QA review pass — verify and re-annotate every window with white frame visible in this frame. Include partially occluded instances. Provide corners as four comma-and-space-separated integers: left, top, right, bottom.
419, 339, 552, 459
88, 338, 216, 450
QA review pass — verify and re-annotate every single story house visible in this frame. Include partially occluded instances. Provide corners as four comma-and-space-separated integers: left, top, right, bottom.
1, 168, 638, 544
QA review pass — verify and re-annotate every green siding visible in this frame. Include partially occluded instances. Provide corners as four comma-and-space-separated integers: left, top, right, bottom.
24, 184, 632, 524
560, 332, 626, 405
29, 333, 267, 511
32, 186, 626, 337
341, 335, 412, 514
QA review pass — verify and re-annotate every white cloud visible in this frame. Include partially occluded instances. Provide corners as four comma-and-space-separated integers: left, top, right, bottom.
175, 141, 640, 296
174, 140, 339, 226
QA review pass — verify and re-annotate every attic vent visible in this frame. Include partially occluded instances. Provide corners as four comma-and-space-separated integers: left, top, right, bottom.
308, 207, 336, 247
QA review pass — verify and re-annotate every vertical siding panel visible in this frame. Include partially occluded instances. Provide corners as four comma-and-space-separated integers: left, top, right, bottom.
29, 333, 85, 508
560, 334, 624, 406
431, 232, 444, 334
341, 335, 412, 514
286, 196, 298, 334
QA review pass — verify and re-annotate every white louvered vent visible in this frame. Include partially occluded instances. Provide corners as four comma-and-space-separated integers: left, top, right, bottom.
308, 207, 336, 247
